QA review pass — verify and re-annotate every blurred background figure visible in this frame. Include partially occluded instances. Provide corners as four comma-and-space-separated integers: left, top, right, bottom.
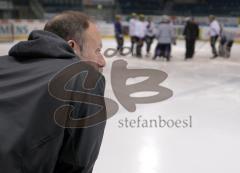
183, 17, 199, 60
145, 17, 156, 57
114, 15, 124, 55
219, 26, 235, 58
129, 13, 138, 56
153, 15, 175, 61
209, 15, 221, 59
135, 14, 147, 58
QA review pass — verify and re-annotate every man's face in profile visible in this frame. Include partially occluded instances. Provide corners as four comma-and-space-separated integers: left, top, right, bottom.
75, 22, 106, 70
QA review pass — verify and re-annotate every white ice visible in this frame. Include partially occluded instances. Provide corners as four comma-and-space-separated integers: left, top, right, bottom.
1, 39, 240, 173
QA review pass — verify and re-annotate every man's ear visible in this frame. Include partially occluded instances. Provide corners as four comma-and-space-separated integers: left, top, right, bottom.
67, 40, 76, 49
67, 40, 80, 55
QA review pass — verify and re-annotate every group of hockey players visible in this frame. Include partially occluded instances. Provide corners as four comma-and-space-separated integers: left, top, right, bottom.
114, 13, 176, 61
114, 13, 235, 61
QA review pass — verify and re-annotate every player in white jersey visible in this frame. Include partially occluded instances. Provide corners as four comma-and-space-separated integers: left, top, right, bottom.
135, 14, 147, 58
145, 17, 156, 57
153, 15, 175, 61
209, 15, 221, 58
129, 13, 138, 55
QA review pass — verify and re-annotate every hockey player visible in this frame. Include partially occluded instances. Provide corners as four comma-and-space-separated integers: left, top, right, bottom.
183, 17, 199, 60
129, 13, 138, 55
209, 15, 221, 58
135, 14, 147, 58
219, 26, 235, 58
153, 15, 175, 61
114, 15, 124, 54
145, 17, 156, 57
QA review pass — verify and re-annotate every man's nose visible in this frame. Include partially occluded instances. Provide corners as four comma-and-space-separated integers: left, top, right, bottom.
98, 55, 106, 68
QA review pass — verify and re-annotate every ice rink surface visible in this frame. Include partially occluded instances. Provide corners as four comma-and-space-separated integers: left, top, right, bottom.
1, 39, 240, 173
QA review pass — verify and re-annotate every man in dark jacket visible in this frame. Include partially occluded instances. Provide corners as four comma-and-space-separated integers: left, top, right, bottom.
0, 11, 107, 173
183, 17, 199, 60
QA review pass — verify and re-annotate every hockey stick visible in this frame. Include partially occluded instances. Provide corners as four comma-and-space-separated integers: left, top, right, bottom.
194, 40, 210, 55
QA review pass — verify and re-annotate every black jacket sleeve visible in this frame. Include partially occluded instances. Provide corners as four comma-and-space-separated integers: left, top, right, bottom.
53, 71, 106, 173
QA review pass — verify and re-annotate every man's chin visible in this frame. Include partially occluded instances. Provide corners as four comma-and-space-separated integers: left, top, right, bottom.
84, 60, 104, 73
